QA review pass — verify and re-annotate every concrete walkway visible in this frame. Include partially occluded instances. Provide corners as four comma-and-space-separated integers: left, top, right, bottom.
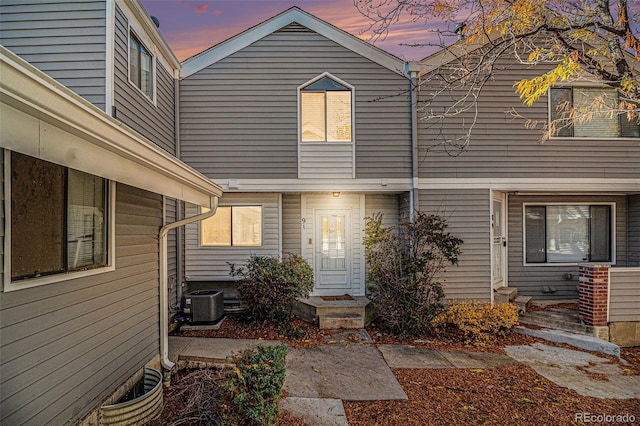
168, 333, 638, 425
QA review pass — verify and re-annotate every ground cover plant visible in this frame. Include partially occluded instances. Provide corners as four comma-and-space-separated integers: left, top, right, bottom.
364, 211, 463, 337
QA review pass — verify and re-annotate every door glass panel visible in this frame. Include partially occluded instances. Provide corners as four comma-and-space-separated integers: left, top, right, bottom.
320, 214, 346, 270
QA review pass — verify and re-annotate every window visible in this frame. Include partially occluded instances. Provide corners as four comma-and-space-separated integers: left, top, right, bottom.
550, 87, 639, 138
10, 153, 109, 281
300, 76, 352, 142
200, 206, 262, 247
524, 204, 613, 264
129, 31, 153, 99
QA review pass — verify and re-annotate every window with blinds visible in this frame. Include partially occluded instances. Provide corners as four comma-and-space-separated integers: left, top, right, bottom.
11, 153, 108, 281
550, 87, 639, 138
524, 204, 612, 264
129, 32, 154, 99
300, 76, 352, 142
200, 206, 262, 247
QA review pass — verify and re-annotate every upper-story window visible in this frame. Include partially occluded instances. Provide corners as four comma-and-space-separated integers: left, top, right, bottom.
300, 75, 352, 142
10, 152, 110, 285
550, 87, 639, 138
129, 31, 154, 99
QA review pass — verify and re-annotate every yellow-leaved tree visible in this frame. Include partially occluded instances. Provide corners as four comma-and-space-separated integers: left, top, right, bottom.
356, 0, 639, 149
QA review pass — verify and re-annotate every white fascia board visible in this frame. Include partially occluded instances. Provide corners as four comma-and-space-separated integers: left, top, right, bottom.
181, 7, 407, 78
215, 178, 412, 193
0, 47, 221, 207
418, 178, 640, 192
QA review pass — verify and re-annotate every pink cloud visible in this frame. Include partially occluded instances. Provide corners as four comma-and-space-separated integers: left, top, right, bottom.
193, 4, 207, 14
214, 9, 222, 16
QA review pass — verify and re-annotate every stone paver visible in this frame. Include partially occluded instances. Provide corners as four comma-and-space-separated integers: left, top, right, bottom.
439, 350, 515, 369
280, 397, 348, 426
505, 343, 640, 399
285, 343, 407, 401
174, 337, 281, 363
378, 345, 454, 369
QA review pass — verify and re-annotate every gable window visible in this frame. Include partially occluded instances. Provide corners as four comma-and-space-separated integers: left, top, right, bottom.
300, 76, 352, 142
550, 87, 639, 138
524, 204, 613, 264
129, 31, 153, 99
10, 153, 109, 282
200, 206, 262, 247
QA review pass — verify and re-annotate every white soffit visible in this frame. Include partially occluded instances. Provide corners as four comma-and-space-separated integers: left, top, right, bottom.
181, 7, 407, 78
0, 46, 221, 207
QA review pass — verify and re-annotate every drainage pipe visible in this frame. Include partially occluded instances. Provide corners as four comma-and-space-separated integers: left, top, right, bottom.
159, 196, 218, 370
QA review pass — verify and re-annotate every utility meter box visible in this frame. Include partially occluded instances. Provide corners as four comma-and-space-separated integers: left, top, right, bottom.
182, 290, 224, 323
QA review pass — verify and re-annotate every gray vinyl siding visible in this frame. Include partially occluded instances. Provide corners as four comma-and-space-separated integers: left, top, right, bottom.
508, 195, 627, 299
628, 195, 640, 267
113, 4, 176, 155
609, 269, 640, 322
419, 189, 491, 301
0, 0, 107, 110
180, 24, 411, 179
417, 57, 640, 179
0, 182, 161, 425
282, 193, 302, 255
165, 197, 179, 310
365, 194, 400, 229
185, 193, 281, 281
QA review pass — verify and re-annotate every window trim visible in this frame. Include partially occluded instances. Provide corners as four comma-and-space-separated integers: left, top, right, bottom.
547, 86, 639, 140
3, 151, 116, 292
127, 27, 156, 104
522, 202, 616, 267
199, 204, 264, 248
297, 72, 355, 145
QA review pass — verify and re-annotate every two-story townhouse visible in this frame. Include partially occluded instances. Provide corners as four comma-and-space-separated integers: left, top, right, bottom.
178, 7, 416, 299
416, 40, 640, 310
0, 1, 221, 424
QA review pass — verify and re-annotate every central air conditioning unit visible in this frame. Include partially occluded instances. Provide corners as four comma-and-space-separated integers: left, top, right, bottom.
182, 290, 224, 323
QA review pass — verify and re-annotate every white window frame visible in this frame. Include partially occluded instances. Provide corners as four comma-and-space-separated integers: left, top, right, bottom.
127, 27, 156, 104
547, 86, 639, 140
297, 72, 355, 144
522, 202, 616, 267
3, 151, 116, 292
199, 204, 264, 248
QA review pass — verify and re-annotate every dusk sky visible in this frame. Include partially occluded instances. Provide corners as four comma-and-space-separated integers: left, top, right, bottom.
139, 0, 444, 62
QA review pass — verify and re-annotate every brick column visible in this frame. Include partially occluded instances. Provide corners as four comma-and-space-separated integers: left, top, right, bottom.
579, 264, 610, 327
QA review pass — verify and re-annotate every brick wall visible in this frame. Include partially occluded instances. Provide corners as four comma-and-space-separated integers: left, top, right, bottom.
578, 264, 610, 327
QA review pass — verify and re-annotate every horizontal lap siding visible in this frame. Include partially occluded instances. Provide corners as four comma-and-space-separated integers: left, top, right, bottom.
165, 197, 179, 310
508, 195, 627, 299
609, 269, 640, 322
113, 5, 176, 155
185, 193, 281, 281
418, 58, 640, 179
0, 0, 106, 110
0, 183, 162, 425
629, 195, 640, 267
365, 194, 400, 229
282, 193, 302, 255
419, 189, 491, 301
180, 24, 411, 179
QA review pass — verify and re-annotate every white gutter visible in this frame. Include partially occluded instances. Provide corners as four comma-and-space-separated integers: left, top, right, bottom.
159, 196, 219, 370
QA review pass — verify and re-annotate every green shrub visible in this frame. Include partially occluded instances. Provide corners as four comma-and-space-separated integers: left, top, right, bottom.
230, 254, 314, 328
364, 211, 463, 337
222, 345, 288, 426
433, 300, 519, 346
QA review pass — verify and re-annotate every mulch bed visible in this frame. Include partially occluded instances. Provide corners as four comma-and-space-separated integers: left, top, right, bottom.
167, 315, 639, 425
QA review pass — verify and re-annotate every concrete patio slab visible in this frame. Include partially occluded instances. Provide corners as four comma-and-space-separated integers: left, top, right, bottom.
280, 397, 348, 426
439, 350, 515, 369
505, 343, 640, 399
378, 345, 454, 369
168, 336, 194, 364
285, 343, 407, 401
172, 337, 281, 363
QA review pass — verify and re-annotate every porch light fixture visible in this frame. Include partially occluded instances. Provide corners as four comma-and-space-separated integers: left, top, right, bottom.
332, 192, 340, 198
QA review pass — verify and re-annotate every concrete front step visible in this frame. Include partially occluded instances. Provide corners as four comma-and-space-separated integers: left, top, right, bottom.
319, 313, 365, 329
494, 287, 518, 303
515, 326, 620, 357
519, 310, 592, 335
513, 296, 532, 313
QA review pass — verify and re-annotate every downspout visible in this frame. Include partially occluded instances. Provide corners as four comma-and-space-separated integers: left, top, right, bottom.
174, 74, 183, 309
407, 61, 422, 216
159, 196, 218, 370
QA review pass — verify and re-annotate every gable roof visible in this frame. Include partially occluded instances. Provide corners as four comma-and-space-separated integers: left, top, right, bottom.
181, 7, 407, 78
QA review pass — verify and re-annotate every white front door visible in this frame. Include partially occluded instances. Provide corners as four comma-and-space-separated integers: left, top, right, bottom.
491, 194, 506, 290
314, 209, 351, 292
